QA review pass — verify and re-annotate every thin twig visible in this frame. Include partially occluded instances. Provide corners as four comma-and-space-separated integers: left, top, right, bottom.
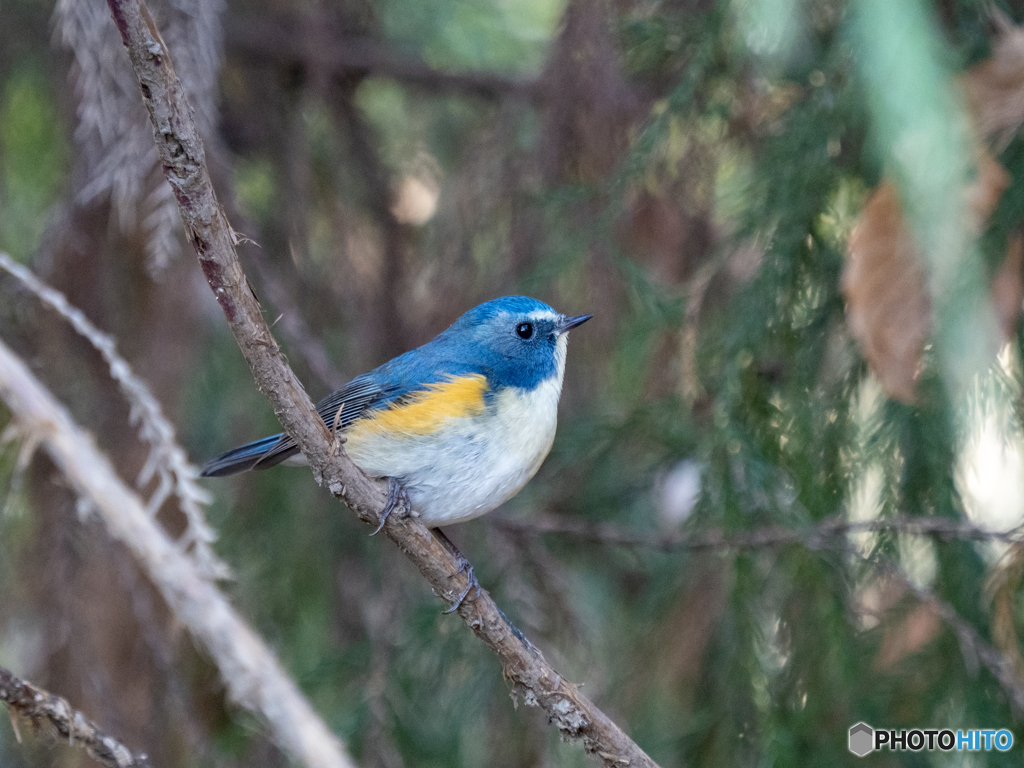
0, 252, 229, 580
864, 554, 1024, 717
494, 513, 1024, 550
0, 664, 152, 768
0, 339, 356, 768
104, 1, 658, 764
244, 249, 346, 390
504, 505, 1024, 716
202, 156, 347, 391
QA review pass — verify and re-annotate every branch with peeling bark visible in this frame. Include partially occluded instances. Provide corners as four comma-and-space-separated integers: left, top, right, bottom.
103, 0, 658, 765
0, 665, 151, 768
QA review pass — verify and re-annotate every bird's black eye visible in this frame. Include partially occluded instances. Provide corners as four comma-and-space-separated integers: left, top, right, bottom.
515, 322, 534, 340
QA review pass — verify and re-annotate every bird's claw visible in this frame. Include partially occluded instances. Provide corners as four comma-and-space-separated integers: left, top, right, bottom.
442, 553, 480, 614
371, 477, 407, 536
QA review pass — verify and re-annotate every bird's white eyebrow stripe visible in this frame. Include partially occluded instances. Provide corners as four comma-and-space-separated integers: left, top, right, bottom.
519, 310, 560, 323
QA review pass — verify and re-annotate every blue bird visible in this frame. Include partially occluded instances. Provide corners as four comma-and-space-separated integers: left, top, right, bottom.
202, 296, 591, 535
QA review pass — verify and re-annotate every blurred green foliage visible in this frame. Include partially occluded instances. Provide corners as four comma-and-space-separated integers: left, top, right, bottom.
0, 64, 67, 260
379, 0, 564, 72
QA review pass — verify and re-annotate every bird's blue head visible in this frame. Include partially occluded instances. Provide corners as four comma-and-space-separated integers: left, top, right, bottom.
435, 296, 591, 391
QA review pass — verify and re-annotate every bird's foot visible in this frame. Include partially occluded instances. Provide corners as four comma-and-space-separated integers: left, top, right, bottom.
371, 477, 408, 536
442, 559, 480, 615
435, 529, 481, 614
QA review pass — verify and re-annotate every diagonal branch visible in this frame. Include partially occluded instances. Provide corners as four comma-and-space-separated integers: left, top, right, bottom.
0, 338, 356, 768
0, 252, 229, 580
863, 553, 1024, 717
102, 1, 658, 765
0, 665, 152, 768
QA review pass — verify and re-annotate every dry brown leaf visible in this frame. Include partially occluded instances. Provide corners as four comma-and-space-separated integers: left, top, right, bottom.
874, 602, 942, 669
844, 150, 1010, 402
843, 15, 1024, 402
992, 234, 1024, 340
963, 12, 1024, 148
843, 181, 931, 403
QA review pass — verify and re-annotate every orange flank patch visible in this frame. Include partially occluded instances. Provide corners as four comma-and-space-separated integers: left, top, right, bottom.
349, 374, 489, 437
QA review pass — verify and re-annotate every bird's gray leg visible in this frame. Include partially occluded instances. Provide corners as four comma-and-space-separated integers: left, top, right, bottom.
433, 528, 480, 614
371, 476, 408, 536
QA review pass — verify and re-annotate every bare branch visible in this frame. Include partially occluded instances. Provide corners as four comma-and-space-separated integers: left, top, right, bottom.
864, 554, 1024, 717
0, 252, 229, 580
502, 510, 1024, 716
103, 0, 658, 764
494, 512, 1024, 550
0, 338, 356, 768
0, 664, 151, 768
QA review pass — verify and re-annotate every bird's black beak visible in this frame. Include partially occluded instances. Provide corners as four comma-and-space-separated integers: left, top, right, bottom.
555, 314, 592, 334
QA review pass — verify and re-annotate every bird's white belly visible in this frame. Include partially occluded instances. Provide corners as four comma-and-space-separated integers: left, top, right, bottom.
344, 377, 562, 525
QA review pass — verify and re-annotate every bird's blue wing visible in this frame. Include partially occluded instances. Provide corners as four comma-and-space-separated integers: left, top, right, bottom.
250, 374, 404, 470
200, 374, 404, 477
200, 340, 487, 477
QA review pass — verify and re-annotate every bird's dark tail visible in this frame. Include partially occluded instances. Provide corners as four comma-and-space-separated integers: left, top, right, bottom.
200, 434, 297, 477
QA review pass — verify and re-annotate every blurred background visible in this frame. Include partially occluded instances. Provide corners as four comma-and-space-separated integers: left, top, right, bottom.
3, 0, 1024, 765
